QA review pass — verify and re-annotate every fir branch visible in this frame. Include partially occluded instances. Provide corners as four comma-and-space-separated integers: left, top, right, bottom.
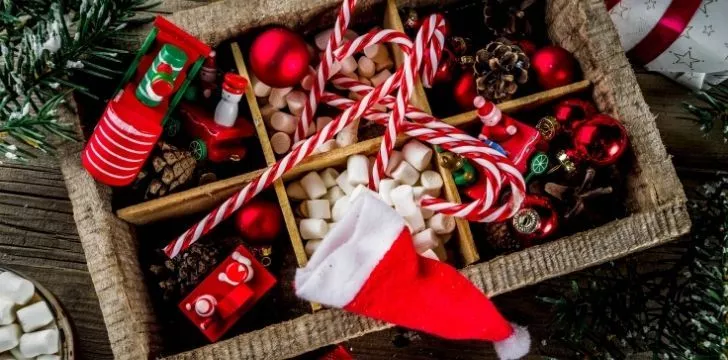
0, 0, 159, 160
683, 82, 728, 143
539, 178, 728, 360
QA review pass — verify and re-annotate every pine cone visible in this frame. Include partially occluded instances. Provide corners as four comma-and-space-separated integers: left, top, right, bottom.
474, 40, 530, 102
483, 0, 536, 38
150, 242, 224, 302
483, 222, 521, 253
136, 142, 196, 199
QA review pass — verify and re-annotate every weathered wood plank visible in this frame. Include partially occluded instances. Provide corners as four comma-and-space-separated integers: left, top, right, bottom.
0, 161, 113, 360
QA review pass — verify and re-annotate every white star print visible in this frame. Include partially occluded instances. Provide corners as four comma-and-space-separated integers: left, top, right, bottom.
700, 0, 717, 16
703, 25, 715, 37
613, 3, 630, 18
671, 49, 703, 70
681, 26, 694, 40
645, 0, 657, 10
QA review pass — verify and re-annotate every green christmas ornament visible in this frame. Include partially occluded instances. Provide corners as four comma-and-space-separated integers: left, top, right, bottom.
525, 152, 549, 182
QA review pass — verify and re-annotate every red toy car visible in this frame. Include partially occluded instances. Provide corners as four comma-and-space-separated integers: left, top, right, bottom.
179, 245, 276, 342
179, 103, 256, 162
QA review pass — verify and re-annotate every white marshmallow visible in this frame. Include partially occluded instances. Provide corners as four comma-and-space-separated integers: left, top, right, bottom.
299, 219, 328, 240
358, 75, 372, 86
315, 139, 338, 154
413, 186, 426, 202
324, 186, 345, 204
331, 196, 350, 222
378, 179, 399, 206
300, 74, 314, 91
370, 69, 391, 87
10, 346, 31, 360
320, 168, 340, 188
18, 329, 58, 358
421, 207, 435, 220
303, 200, 331, 220
0, 297, 15, 325
315, 29, 359, 50
16, 302, 53, 333
286, 181, 308, 200
300, 172, 327, 199
390, 161, 419, 186
328, 222, 339, 231
259, 104, 277, 125
270, 112, 297, 134
420, 170, 443, 197
357, 56, 375, 78
350, 184, 380, 203
316, 116, 333, 132
346, 155, 369, 186
440, 232, 453, 244
270, 132, 291, 155
390, 185, 425, 233
285, 91, 307, 116
306, 121, 317, 137
0, 324, 20, 352
252, 76, 271, 98
335, 171, 355, 195
412, 229, 440, 253
0, 272, 34, 306
304, 239, 322, 257
420, 249, 439, 261
335, 123, 358, 148
428, 213, 456, 235
36, 355, 61, 360
364, 44, 388, 64
384, 150, 404, 176
402, 140, 433, 171
340, 56, 358, 74
268, 87, 293, 109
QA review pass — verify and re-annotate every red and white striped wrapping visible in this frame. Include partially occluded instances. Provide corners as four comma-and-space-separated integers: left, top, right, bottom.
162, 0, 526, 259
82, 89, 163, 187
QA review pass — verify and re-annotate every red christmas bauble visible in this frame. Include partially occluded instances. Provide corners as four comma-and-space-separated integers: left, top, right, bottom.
234, 201, 282, 243
531, 46, 577, 90
453, 71, 478, 110
514, 39, 537, 57
553, 98, 597, 128
249, 27, 311, 88
571, 114, 628, 166
511, 194, 558, 243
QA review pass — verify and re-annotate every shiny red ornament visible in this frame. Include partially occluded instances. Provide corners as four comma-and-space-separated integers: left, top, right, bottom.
571, 114, 628, 166
234, 200, 282, 243
531, 45, 577, 90
453, 71, 478, 110
514, 39, 537, 57
249, 27, 311, 88
511, 194, 558, 243
553, 98, 597, 128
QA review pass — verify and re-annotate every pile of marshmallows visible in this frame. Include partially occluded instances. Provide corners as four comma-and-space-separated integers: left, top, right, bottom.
253, 28, 396, 155
287, 139, 456, 260
0, 272, 61, 359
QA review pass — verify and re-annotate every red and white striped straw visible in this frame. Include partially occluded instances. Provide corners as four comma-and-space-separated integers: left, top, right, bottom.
162, 2, 525, 258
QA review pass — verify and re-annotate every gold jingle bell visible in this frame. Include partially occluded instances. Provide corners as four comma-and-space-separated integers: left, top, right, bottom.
536, 116, 559, 141
556, 150, 577, 174
511, 208, 541, 235
438, 151, 466, 171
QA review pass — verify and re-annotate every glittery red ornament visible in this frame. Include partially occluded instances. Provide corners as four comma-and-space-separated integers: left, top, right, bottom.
571, 114, 628, 166
453, 71, 478, 110
531, 46, 577, 90
249, 27, 311, 88
553, 98, 597, 128
511, 194, 558, 243
234, 201, 282, 243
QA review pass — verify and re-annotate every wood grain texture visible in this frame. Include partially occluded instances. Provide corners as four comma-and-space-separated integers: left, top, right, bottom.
0, 159, 113, 360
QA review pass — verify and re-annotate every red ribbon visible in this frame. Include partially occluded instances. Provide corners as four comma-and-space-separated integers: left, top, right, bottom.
606, 0, 702, 65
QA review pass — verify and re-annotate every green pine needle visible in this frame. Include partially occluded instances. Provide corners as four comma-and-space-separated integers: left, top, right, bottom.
683, 83, 728, 143
0, 0, 159, 161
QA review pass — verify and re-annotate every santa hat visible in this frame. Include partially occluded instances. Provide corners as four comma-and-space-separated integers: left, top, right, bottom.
295, 192, 531, 360
475, 96, 517, 135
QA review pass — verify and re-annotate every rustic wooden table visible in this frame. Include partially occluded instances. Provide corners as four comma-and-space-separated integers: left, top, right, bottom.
0, 73, 725, 359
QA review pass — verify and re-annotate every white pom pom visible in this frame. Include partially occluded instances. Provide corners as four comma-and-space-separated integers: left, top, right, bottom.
493, 324, 530, 360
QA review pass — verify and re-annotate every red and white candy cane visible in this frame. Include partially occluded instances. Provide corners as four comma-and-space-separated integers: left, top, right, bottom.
163, 2, 525, 258
292, 0, 356, 143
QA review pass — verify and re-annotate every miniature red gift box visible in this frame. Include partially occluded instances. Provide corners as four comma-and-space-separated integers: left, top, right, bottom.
179, 245, 276, 342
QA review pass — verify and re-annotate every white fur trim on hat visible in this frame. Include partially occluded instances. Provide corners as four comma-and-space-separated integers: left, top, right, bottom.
295, 192, 406, 308
493, 324, 531, 360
